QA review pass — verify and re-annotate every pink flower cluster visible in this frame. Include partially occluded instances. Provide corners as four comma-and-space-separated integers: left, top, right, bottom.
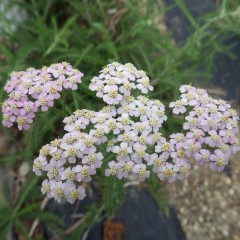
169, 85, 240, 173
2, 62, 83, 130
30, 62, 239, 204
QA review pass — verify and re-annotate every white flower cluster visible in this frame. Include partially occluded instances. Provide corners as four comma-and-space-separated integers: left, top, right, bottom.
32, 62, 239, 204
89, 62, 153, 105
33, 62, 168, 203
33, 108, 112, 203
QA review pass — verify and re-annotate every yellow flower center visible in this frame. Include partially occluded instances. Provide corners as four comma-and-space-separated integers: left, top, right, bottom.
201, 154, 209, 161
3, 115, 10, 121
65, 116, 74, 124
110, 166, 118, 175
177, 150, 186, 158
49, 167, 58, 178
51, 139, 60, 147
85, 111, 94, 119
52, 152, 60, 160
139, 106, 147, 115
65, 136, 76, 144
88, 153, 97, 163
40, 146, 49, 156
40, 98, 47, 106
107, 120, 116, 130
136, 150, 145, 158
189, 144, 198, 151
175, 100, 183, 108
189, 119, 198, 126
121, 118, 130, 125
17, 117, 25, 126
179, 166, 188, 175
124, 163, 132, 173
136, 124, 144, 132
211, 135, 220, 142
124, 82, 132, 90
49, 86, 57, 94
84, 139, 93, 147
216, 158, 224, 166
138, 168, 146, 177
70, 189, 80, 199
164, 168, 173, 177
24, 82, 31, 89
74, 109, 84, 117
150, 118, 157, 127
152, 133, 162, 142
138, 136, 146, 144
80, 167, 89, 177
153, 158, 162, 167
98, 116, 106, 124
24, 106, 31, 113
33, 161, 41, 169
66, 170, 75, 180
142, 79, 150, 87
108, 90, 117, 98
207, 119, 215, 127
162, 143, 170, 152
55, 188, 63, 198
118, 148, 127, 156
157, 110, 164, 117
95, 129, 104, 138
67, 147, 77, 157
43, 183, 50, 193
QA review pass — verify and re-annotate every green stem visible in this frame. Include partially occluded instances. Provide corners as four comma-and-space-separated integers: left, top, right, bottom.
62, 91, 67, 116
50, 107, 66, 118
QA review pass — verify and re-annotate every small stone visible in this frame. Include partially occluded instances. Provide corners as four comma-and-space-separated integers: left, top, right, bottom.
220, 201, 227, 208
206, 191, 211, 197
182, 218, 188, 225
202, 206, 208, 213
221, 213, 226, 220
228, 189, 234, 195
225, 178, 232, 185
180, 207, 185, 213
222, 229, 229, 237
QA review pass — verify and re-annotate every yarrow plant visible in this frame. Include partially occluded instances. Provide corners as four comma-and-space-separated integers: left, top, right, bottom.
2, 62, 240, 204
1, 62, 83, 130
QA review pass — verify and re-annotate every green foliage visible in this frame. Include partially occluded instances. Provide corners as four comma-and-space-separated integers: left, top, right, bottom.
67, 203, 104, 239
0, 174, 64, 239
101, 176, 126, 218
147, 173, 168, 216
0, 0, 240, 238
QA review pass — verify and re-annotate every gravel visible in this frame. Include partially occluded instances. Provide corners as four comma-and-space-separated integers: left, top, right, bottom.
164, 135, 240, 240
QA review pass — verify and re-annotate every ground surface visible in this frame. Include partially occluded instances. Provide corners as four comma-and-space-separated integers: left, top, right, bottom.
164, 150, 240, 240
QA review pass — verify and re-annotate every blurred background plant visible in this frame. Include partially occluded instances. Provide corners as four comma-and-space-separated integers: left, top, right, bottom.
0, 0, 240, 239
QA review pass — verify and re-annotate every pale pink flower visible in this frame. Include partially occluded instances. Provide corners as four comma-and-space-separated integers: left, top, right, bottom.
209, 150, 228, 171
132, 163, 150, 181
169, 100, 186, 114
158, 162, 179, 183
64, 182, 86, 204
194, 149, 210, 166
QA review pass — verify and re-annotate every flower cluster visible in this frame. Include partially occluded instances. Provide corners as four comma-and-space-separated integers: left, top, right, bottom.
105, 96, 167, 181
2, 62, 83, 130
89, 62, 153, 105
169, 85, 239, 173
13, 62, 239, 204
33, 108, 112, 203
